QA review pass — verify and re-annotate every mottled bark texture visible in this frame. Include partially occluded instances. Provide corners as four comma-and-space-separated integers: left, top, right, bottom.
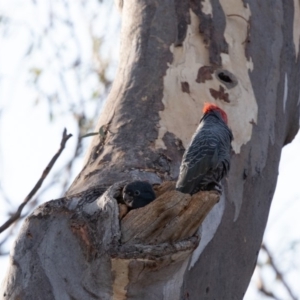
3, 0, 300, 299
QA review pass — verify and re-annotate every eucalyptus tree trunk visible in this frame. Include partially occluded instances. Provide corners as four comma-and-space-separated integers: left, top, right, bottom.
2, 0, 300, 299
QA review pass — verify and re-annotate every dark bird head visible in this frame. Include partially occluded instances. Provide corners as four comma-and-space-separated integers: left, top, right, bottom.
122, 181, 156, 209
203, 103, 228, 124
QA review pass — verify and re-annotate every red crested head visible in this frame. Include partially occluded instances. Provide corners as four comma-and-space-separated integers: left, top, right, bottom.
203, 103, 228, 124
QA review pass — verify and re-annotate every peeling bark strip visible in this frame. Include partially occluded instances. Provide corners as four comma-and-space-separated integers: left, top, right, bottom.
174, 0, 190, 46
190, 0, 228, 66
174, 0, 229, 65
156, 3, 257, 154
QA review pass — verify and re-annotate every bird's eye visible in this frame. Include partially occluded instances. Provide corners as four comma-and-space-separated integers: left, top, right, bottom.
134, 190, 140, 196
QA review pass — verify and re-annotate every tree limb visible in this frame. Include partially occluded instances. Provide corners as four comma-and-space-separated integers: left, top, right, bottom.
0, 128, 72, 234
261, 243, 297, 300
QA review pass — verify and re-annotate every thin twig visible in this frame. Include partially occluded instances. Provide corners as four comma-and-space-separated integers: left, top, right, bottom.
257, 267, 281, 300
0, 128, 72, 234
261, 243, 297, 300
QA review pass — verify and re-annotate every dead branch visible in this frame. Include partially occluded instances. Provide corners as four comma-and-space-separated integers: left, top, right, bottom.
0, 128, 72, 234
257, 269, 281, 300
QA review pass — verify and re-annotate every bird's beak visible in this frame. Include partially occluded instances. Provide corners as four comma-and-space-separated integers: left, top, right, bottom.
126, 200, 133, 207
123, 193, 133, 207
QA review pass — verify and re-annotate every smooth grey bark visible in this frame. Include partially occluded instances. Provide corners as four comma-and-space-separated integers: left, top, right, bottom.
2, 0, 300, 299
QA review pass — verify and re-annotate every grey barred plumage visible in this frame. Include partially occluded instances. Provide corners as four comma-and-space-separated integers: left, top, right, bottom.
176, 104, 233, 195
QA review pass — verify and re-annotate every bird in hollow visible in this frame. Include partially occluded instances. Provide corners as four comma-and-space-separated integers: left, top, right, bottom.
122, 181, 156, 209
176, 103, 233, 195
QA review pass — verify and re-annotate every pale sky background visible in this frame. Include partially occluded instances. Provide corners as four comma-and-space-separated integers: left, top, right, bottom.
0, 1, 299, 299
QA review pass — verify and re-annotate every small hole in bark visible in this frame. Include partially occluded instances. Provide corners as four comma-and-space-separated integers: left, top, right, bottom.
181, 81, 190, 94
218, 72, 232, 83
206, 286, 210, 293
215, 70, 237, 89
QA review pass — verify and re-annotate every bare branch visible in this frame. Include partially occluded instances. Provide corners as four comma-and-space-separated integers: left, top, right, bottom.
0, 128, 72, 234
261, 243, 297, 300
257, 282, 281, 299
